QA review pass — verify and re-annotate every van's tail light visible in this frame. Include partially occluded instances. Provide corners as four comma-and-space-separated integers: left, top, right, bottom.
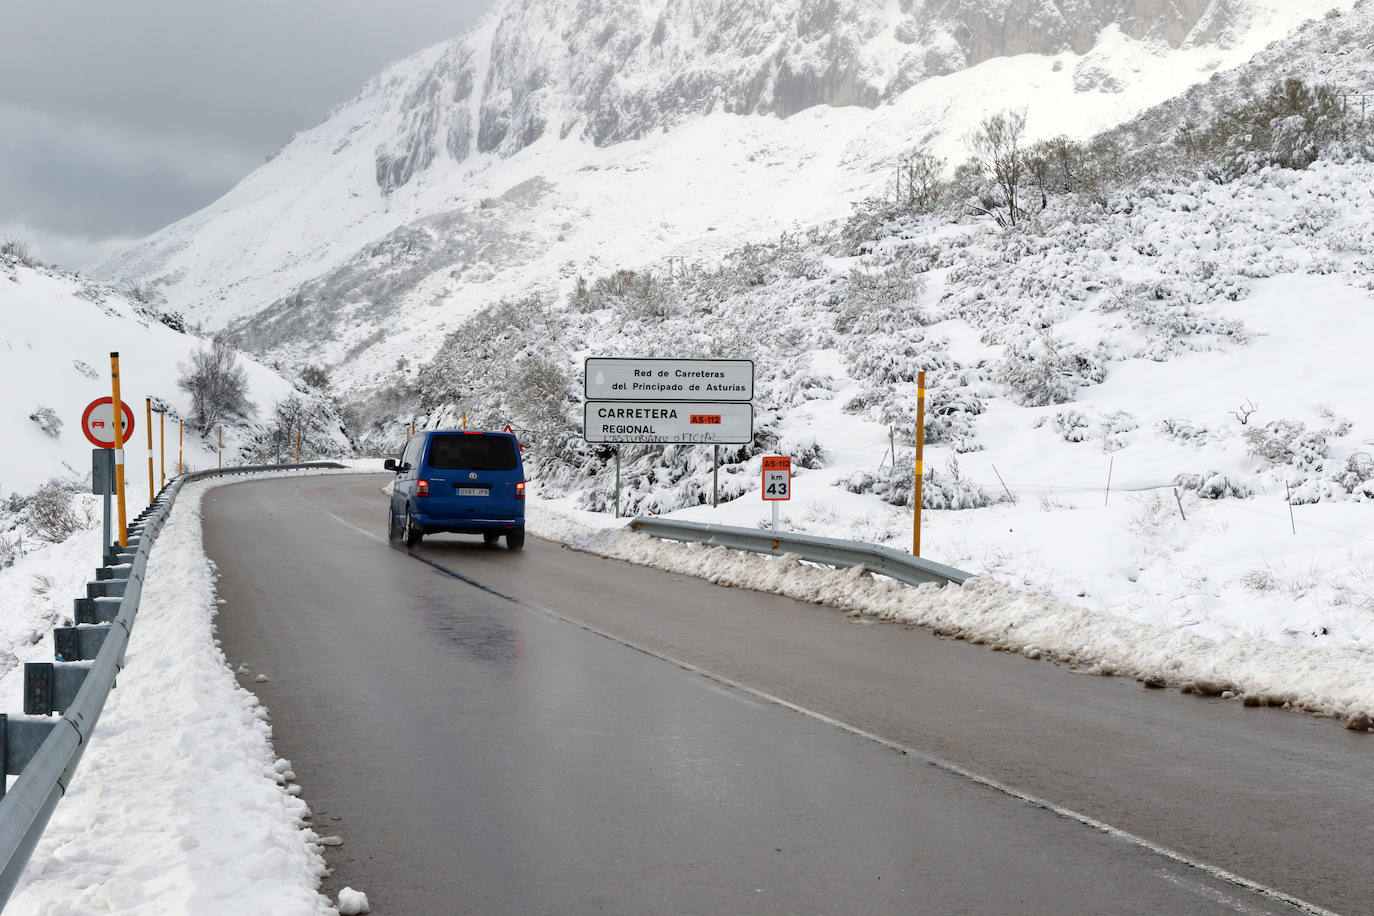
416, 479, 430, 497
515, 481, 526, 499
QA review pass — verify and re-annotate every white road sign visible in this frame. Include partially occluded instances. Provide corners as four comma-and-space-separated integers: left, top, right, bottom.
583, 401, 754, 444
585, 358, 753, 401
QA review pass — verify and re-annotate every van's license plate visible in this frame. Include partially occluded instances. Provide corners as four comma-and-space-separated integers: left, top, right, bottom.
457, 487, 489, 496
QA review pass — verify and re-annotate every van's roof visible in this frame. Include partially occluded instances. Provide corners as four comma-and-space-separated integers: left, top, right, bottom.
424, 429, 517, 438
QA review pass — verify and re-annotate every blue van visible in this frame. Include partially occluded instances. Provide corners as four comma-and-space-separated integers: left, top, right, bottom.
385, 430, 526, 550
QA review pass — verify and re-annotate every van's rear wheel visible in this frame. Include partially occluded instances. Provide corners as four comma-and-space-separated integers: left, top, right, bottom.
404, 508, 423, 547
506, 531, 525, 551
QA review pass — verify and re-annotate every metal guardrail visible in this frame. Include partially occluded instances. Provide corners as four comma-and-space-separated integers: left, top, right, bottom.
0, 461, 345, 909
626, 517, 973, 587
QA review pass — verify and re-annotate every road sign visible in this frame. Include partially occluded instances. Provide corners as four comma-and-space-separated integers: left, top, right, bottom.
583, 401, 753, 444
762, 456, 791, 501
585, 358, 754, 402
81, 397, 135, 449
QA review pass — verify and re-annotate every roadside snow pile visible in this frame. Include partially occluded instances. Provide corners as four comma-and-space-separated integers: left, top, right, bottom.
525, 502, 1374, 729
3, 471, 352, 916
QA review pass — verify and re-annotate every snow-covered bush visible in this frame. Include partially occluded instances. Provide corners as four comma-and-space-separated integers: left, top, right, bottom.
1244, 419, 1328, 472
1037, 409, 1137, 451
1336, 452, 1374, 499
1157, 418, 1209, 445
1179, 78, 1359, 179
833, 253, 927, 334
240, 392, 345, 464
1174, 471, 1252, 500
28, 407, 62, 438
996, 331, 1105, 407
845, 456, 997, 509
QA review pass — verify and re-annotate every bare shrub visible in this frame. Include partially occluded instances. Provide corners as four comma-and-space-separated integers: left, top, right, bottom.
178, 339, 256, 434
300, 365, 330, 389
892, 148, 948, 214
1, 236, 38, 267
963, 109, 1029, 228
27, 484, 83, 543
28, 406, 62, 438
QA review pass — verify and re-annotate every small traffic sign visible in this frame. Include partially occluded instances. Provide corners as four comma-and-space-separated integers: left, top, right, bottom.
81, 397, 135, 449
762, 456, 791, 501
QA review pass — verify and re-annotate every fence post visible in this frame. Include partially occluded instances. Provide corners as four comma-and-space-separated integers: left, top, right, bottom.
914, 371, 925, 557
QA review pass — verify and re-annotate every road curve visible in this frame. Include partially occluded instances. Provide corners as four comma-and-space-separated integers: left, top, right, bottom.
204, 473, 1369, 915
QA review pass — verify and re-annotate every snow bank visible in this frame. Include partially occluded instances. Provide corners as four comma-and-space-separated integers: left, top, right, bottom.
3, 471, 362, 915
526, 502, 1374, 728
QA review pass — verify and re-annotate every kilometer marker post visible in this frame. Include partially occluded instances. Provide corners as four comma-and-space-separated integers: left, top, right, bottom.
108, 353, 129, 547
914, 371, 926, 558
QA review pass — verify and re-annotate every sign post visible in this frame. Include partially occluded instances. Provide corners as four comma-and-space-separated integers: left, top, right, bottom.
91, 449, 113, 564
583, 357, 755, 512
108, 353, 128, 548
762, 456, 791, 533
81, 391, 136, 554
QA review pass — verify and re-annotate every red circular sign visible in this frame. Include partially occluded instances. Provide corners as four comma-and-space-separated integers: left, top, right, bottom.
81, 398, 136, 448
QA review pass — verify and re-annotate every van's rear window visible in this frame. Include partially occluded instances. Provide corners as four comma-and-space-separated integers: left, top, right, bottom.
426, 434, 518, 471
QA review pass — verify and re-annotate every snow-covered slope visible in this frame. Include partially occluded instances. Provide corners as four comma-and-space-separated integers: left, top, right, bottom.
0, 253, 342, 495
94, 0, 1354, 395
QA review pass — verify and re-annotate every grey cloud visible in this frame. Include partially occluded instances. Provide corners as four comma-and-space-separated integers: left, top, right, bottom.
0, 0, 492, 268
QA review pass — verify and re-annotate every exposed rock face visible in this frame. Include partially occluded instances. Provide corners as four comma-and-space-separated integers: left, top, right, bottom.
373, 0, 1242, 194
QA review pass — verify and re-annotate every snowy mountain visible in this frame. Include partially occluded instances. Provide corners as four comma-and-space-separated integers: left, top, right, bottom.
94, 0, 1355, 401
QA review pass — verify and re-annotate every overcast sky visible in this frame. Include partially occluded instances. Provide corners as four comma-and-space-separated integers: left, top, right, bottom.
0, 1, 495, 270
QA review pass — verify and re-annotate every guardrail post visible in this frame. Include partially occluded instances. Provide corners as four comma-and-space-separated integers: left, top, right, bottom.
23, 663, 93, 717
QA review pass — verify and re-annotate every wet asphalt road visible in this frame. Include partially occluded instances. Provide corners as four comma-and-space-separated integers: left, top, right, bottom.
203, 474, 1370, 915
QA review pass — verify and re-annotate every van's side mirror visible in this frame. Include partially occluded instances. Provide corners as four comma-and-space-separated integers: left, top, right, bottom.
383, 458, 397, 471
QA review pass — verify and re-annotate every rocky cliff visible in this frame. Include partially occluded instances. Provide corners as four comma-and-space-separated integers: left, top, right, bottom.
374, 0, 1249, 193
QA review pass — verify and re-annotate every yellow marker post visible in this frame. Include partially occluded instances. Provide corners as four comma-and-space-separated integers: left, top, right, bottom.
108, 353, 129, 547
145, 397, 154, 505
178, 420, 183, 475
914, 371, 926, 557
462, 411, 467, 430
159, 411, 165, 486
